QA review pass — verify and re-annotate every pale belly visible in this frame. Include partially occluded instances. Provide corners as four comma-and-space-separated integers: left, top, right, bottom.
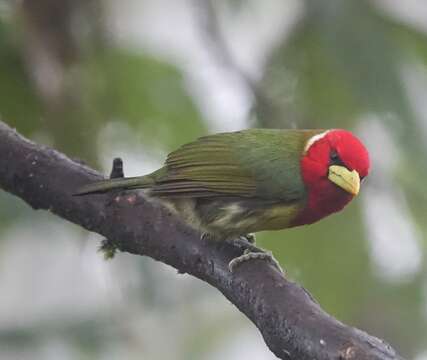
160, 197, 304, 240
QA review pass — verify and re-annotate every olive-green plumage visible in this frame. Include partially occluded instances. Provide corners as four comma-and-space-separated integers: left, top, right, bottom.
76, 129, 322, 239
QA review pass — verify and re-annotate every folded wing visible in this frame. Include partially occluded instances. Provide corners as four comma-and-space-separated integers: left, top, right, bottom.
150, 129, 317, 202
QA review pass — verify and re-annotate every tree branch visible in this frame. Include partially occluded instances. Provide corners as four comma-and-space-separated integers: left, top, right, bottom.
0, 120, 404, 360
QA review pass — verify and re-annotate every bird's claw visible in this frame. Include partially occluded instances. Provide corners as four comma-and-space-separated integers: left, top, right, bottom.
202, 233, 284, 274
234, 237, 261, 253
228, 249, 284, 274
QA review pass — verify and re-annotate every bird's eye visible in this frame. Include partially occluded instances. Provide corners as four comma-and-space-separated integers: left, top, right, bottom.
329, 150, 341, 164
329, 150, 346, 167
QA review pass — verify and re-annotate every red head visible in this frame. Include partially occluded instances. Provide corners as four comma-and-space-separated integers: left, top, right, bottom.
293, 129, 370, 226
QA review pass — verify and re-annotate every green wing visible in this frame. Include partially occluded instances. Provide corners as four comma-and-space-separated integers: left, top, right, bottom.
150, 129, 320, 201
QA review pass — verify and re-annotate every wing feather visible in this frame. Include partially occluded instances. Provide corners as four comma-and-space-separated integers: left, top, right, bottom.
151, 133, 256, 197
150, 129, 320, 200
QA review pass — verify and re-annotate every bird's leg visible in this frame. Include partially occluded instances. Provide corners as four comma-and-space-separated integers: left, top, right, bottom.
228, 237, 284, 274
234, 237, 262, 253
201, 232, 283, 274
241, 233, 256, 244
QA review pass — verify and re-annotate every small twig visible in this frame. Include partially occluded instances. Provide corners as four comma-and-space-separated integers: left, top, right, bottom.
99, 157, 126, 259
110, 157, 124, 179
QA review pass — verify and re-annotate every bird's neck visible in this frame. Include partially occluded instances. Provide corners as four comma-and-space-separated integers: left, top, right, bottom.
291, 182, 353, 226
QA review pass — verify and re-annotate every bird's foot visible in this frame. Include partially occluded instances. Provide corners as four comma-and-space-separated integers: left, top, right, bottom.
98, 238, 117, 260
233, 236, 261, 253
228, 248, 284, 274
201, 233, 283, 274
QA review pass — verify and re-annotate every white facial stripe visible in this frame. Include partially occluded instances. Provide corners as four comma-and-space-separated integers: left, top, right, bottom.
304, 130, 331, 154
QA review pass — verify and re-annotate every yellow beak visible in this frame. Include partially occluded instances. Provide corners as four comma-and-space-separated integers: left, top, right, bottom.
328, 165, 360, 196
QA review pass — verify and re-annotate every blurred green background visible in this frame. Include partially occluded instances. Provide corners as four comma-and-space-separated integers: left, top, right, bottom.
1, 0, 427, 359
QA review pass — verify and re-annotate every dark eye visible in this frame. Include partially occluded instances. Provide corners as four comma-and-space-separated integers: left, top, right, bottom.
329, 150, 346, 167
329, 150, 341, 164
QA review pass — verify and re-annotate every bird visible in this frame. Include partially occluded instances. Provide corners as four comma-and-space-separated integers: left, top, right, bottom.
75, 128, 370, 271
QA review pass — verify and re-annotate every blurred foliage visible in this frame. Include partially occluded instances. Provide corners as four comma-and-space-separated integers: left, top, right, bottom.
1, 0, 427, 359
259, 0, 419, 129
0, 20, 44, 133
0, 5, 205, 166
83, 48, 206, 152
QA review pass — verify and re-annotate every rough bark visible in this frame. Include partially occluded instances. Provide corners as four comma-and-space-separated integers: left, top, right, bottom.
0, 121, 404, 360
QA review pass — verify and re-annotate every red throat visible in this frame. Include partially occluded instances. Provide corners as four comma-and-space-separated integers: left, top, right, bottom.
291, 181, 354, 226
291, 129, 370, 227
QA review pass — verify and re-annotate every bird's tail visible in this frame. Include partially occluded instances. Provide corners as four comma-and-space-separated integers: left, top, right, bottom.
73, 176, 153, 196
